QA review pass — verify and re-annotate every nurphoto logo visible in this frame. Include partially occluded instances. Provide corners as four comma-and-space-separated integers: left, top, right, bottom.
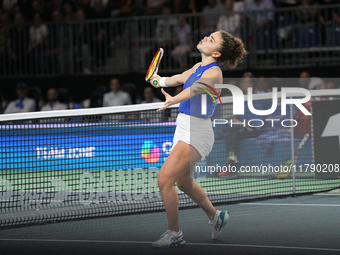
200, 84, 312, 128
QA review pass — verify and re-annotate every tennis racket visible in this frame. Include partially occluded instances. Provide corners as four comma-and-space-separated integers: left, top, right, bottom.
145, 48, 164, 86
276, 133, 310, 179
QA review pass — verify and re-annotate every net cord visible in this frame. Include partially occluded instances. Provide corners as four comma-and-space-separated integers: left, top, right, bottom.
0, 89, 339, 122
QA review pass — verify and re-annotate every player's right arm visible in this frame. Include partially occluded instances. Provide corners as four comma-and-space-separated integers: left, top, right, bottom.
150, 62, 201, 88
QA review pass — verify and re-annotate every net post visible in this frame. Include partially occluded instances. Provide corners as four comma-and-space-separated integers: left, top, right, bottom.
290, 96, 296, 196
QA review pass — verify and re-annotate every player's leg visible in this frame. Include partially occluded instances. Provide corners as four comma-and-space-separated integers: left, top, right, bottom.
152, 141, 196, 248
176, 164, 216, 221
157, 141, 199, 231
176, 145, 229, 240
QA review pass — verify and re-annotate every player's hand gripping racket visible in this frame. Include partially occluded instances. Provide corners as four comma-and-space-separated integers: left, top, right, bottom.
145, 48, 164, 86
276, 133, 310, 179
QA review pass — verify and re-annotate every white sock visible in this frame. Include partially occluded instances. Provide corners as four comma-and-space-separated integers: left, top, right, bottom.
209, 210, 219, 224
170, 230, 181, 237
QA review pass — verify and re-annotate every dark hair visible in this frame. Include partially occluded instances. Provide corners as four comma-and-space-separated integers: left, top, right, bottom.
216, 30, 247, 68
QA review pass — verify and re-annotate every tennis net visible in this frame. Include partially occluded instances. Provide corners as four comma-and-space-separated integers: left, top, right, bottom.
1, 85, 340, 228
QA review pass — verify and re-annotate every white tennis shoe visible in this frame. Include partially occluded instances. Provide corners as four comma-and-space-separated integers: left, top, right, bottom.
152, 230, 186, 248
209, 210, 229, 240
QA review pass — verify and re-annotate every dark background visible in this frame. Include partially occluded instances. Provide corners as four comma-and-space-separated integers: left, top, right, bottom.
1, 65, 339, 102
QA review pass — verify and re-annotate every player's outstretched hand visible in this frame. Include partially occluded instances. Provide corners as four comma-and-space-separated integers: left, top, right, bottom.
150, 75, 161, 88
157, 89, 174, 111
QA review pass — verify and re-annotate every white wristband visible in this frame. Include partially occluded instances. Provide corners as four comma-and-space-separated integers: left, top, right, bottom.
160, 77, 169, 87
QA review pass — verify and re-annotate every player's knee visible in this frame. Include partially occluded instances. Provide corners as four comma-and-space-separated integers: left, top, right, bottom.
176, 179, 194, 193
157, 175, 172, 192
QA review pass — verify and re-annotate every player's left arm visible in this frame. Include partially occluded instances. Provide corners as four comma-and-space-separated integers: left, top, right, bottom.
157, 67, 222, 111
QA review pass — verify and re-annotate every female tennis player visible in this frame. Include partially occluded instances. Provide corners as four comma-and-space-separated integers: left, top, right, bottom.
150, 30, 247, 248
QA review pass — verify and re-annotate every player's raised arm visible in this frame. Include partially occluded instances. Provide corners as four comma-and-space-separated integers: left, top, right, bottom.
156, 67, 222, 112
150, 62, 201, 88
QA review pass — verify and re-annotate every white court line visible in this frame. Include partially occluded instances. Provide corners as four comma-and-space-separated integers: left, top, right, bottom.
0, 238, 339, 252
240, 203, 340, 207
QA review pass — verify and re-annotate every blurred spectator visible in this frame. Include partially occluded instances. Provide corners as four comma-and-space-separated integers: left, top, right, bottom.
57, 88, 74, 109
62, 1, 77, 21
109, 0, 148, 17
246, 0, 275, 49
121, 82, 142, 104
15, 0, 33, 21
27, 86, 44, 110
92, 0, 110, 19
103, 78, 132, 106
4, 83, 36, 114
120, 0, 135, 17
294, 0, 319, 48
171, 17, 192, 68
0, 89, 8, 113
141, 86, 162, 103
28, 12, 48, 73
155, 4, 177, 45
82, 85, 107, 108
187, 0, 198, 13
299, 71, 325, 90
41, 88, 68, 111
77, 0, 95, 19
73, 9, 92, 74
325, 81, 337, 89
319, 0, 340, 46
29, 0, 50, 22
43, 0, 57, 21
92, 0, 109, 67
217, 0, 241, 39
172, 0, 186, 13
140, 86, 163, 122
201, 0, 224, 36
147, 0, 167, 15
133, 0, 148, 16
246, 0, 274, 29
233, 0, 246, 12
107, 0, 121, 17
2, 0, 18, 11
257, 76, 271, 93
7, 12, 29, 75
90, 0, 109, 8
295, 0, 318, 26
48, 10, 63, 73
0, 11, 10, 75
155, 4, 177, 67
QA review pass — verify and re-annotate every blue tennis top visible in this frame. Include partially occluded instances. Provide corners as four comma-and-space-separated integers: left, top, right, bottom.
179, 62, 220, 118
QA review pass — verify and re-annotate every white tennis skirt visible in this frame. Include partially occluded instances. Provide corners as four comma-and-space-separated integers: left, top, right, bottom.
172, 113, 214, 160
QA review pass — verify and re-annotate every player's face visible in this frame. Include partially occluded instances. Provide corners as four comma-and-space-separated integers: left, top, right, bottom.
197, 31, 223, 58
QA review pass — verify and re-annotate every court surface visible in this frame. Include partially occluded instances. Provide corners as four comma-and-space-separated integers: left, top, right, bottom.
0, 192, 339, 255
